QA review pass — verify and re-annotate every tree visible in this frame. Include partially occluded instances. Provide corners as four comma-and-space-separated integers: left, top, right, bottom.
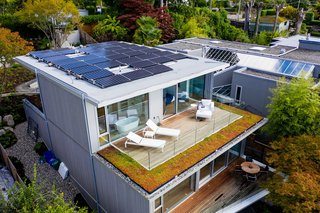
272, 0, 285, 32
180, 17, 208, 38
0, 167, 88, 212
117, 0, 175, 43
133, 16, 162, 46
16, 0, 80, 49
0, 28, 33, 95
294, 8, 305, 35
265, 77, 320, 139
254, 0, 266, 36
279, 5, 298, 21
93, 15, 128, 42
263, 135, 320, 213
244, 0, 255, 32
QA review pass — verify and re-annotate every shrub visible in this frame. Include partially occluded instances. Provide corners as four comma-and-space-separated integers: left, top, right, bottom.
305, 12, 315, 24
8, 156, 31, 184
93, 15, 128, 41
311, 20, 320, 26
133, 16, 162, 46
311, 31, 320, 37
181, 17, 208, 38
81, 14, 106, 25
0, 131, 17, 148
34, 143, 48, 156
0, 95, 26, 124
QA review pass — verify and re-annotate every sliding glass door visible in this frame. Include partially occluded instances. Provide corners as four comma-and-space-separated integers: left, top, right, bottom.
163, 85, 176, 118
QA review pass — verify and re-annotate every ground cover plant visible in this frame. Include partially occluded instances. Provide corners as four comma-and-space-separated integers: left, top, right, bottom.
0, 95, 26, 124
98, 103, 263, 193
0, 131, 17, 149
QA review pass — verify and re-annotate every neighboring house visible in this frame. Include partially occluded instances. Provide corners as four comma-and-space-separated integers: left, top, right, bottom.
160, 36, 320, 117
249, 16, 290, 33
16, 42, 267, 213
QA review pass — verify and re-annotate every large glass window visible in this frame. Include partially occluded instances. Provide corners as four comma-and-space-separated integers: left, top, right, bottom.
177, 81, 198, 113
189, 75, 205, 100
228, 143, 241, 164
200, 162, 212, 183
108, 94, 149, 141
163, 85, 176, 118
213, 153, 226, 174
97, 107, 109, 146
163, 175, 194, 211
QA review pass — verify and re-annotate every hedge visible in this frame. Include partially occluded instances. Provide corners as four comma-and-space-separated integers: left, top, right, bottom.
311, 31, 320, 37
310, 20, 320, 27
305, 12, 314, 24
81, 14, 107, 25
261, 9, 276, 16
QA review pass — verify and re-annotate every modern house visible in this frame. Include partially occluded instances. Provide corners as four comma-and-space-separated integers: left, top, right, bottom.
16, 41, 267, 212
249, 16, 290, 33
159, 36, 320, 116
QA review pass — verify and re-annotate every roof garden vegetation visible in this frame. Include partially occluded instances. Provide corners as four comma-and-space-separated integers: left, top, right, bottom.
98, 103, 263, 193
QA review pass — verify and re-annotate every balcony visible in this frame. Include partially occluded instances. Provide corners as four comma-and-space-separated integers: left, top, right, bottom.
110, 106, 242, 170
98, 103, 264, 193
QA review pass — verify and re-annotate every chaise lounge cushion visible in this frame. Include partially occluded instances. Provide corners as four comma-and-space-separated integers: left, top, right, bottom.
146, 119, 180, 137
125, 132, 166, 151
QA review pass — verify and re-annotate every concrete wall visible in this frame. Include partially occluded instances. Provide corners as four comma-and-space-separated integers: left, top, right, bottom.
213, 66, 242, 87
313, 65, 320, 78
23, 99, 51, 149
299, 39, 320, 51
93, 156, 150, 213
231, 70, 277, 116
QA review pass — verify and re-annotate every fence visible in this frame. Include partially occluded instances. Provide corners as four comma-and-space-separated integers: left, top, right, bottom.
0, 144, 23, 183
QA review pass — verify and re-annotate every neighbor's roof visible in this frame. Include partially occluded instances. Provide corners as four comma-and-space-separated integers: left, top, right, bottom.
15, 41, 228, 107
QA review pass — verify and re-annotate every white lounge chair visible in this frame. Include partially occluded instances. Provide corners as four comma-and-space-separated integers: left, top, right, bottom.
196, 99, 214, 119
146, 119, 180, 138
125, 132, 166, 152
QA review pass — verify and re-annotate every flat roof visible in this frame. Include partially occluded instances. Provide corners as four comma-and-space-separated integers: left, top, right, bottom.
281, 48, 320, 65
16, 42, 228, 107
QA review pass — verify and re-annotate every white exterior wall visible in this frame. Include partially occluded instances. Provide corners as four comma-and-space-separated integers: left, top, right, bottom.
148, 89, 163, 123
86, 101, 100, 153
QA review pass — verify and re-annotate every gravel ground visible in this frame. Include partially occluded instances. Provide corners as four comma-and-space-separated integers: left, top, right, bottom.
5, 122, 79, 202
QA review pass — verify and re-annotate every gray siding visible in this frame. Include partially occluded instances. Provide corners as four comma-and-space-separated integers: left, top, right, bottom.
313, 65, 320, 79
93, 156, 150, 213
231, 71, 277, 116
213, 66, 240, 87
23, 99, 51, 149
37, 74, 89, 151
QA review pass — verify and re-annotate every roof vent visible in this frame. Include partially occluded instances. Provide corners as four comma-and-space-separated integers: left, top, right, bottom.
280, 48, 286, 54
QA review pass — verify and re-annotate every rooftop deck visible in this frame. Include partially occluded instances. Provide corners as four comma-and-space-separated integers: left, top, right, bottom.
98, 103, 264, 193
171, 159, 270, 213
111, 106, 242, 170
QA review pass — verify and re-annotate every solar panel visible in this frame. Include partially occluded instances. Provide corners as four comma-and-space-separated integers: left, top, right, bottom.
153, 51, 172, 56
145, 65, 173, 74
82, 70, 114, 80
71, 65, 101, 75
95, 61, 123, 69
167, 53, 189, 60
53, 58, 79, 67
143, 48, 162, 54
130, 60, 155, 68
84, 57, 109, 64
106, 53, 128, 60
76, 54, 98, 61
60, 61, 88, 71
152, 57, 175, 64
114, 48, 135, 54
117, 57, 141, 65
124, 51, 145, 57
43, 55, 69, 63
122, 69, 153, 80
136, 54, 159, 60
95, 75, 130, 88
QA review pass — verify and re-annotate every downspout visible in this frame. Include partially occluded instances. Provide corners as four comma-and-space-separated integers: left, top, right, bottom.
35, 69, 54, 150
81, 93, 100, 212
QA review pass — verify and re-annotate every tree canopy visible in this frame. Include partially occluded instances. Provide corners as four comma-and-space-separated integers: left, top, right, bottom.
133, 16, 162, 46
263, 135, 320, 213
0, 27, 33, 94
16, 0, 80, 48
265, 77, 320, 139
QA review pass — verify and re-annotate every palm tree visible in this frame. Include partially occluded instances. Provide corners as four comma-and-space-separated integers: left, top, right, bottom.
244, 0, 255, 32
254, 0, 265, 36
273, 0, 285, 32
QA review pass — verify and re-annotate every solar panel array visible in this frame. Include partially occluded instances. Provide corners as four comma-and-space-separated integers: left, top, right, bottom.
237, 53, 315, 77
29, 41, 196, 88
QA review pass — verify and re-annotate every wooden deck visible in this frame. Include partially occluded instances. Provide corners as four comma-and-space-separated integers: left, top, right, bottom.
171, 159, 269, 213
111, 107, 242, 170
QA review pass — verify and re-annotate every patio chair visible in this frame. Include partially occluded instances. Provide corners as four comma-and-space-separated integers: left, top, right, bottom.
246, 173, 257, 182
259, 165, 269, 174
125, 132, 166, 152
196, 99, 214, 120
245, 156, 253, 162
146, 119, 180, 138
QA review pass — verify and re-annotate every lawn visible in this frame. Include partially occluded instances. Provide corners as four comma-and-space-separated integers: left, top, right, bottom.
0, 64, 35, 93
98, 103, 263, 193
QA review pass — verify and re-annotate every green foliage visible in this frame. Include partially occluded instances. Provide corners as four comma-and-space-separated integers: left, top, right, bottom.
0, 166, 88, 212
252, 31, 281, 45
34, 142, 48, 156
263, 135, 320, 213
279, 5, 298, 21
311, 31, 320, 37
305, 12, 314, 24
264, 77, 320, 139
133, 16, 162, 46
300, 23, 307, 34
310, 20, 320, 27
181, 17, 208, 38
81, 14, 107, 25
261, 9, 276, 16
93, 15, 127, 41
170, 12, 185, 39
0, 131, 17, 148
0, 95, 26, 124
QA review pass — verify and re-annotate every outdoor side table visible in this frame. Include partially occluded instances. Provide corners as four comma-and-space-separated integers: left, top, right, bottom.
144, 130, 156, 139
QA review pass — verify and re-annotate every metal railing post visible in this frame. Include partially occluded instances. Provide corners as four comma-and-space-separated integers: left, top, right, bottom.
148, 151, 151, 170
